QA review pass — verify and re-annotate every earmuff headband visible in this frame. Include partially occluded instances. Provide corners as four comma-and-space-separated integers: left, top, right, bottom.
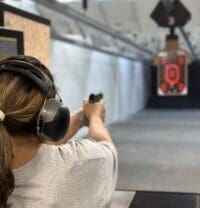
0, 60, 55, 98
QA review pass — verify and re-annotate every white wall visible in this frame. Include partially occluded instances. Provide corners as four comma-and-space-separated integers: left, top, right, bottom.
52, 40, 150, 124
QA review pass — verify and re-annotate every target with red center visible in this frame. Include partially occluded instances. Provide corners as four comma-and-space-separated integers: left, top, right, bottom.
157, 51, 188, 96
164, 64, 180, 85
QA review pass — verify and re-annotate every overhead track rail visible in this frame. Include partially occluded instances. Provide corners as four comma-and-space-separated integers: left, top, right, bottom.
34, 0, 154, 56
52, 31, 140, 62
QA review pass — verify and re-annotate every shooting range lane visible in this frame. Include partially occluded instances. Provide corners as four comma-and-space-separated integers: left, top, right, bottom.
108, 109, 200, 193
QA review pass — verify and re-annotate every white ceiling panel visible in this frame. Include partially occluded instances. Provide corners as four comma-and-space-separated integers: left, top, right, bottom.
35, 0, 200, 59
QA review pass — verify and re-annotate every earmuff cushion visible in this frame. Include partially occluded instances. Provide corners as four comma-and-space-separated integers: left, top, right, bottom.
43, 107, 70, 141
37, 98, 70, 141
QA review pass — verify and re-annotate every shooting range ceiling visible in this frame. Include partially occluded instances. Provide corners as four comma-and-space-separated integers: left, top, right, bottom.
10, 0, 200, 60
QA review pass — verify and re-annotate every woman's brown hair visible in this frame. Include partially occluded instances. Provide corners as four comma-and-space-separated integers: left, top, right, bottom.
0, 55, 53, 208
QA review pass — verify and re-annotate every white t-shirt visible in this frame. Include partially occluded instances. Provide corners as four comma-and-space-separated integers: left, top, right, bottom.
8, 139, 118, 208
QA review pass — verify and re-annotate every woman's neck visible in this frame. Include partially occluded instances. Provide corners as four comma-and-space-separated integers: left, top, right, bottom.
12, 134, 40, 145
11, 134, 42, 169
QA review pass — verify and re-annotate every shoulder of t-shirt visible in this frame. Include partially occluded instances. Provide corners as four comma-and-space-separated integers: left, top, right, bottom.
41, 139, 118, 163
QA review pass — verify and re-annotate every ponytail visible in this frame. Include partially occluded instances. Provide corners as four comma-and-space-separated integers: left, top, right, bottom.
0, 123, 14, 208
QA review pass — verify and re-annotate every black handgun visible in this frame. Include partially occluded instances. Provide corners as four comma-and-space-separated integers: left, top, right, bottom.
89, 93, 103, 104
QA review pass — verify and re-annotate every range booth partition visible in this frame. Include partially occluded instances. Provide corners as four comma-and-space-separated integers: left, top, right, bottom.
129, 191, 200, 208
0, 2, 50, 66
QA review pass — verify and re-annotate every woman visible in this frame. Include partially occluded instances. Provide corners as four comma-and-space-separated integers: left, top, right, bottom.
0, 55, 118, 208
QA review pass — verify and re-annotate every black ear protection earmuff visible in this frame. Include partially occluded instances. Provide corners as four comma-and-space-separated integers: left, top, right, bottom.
0, 59, 70, 142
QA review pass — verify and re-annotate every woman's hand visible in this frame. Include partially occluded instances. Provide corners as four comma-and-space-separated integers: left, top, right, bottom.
83, 99, 112, 142
83, 99, 105, 124
75, 108, 88, 127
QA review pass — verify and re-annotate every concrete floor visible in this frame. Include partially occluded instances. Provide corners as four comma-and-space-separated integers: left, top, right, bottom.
108, 109, 200, 193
